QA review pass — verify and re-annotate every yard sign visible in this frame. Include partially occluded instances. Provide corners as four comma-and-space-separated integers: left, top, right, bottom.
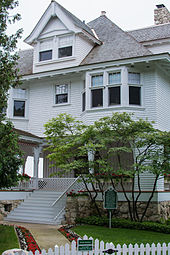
78, 239, 93, 251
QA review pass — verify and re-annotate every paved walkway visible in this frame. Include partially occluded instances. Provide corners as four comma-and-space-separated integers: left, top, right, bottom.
2, 221, 70, 251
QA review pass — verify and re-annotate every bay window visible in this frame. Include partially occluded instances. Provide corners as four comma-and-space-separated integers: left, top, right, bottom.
91, 74, 103, 108
91, 89, 103, 108
128, 72, 141, 106
109, 86, 121, 105
129, 86, 141, 105
108, 72, 121, 105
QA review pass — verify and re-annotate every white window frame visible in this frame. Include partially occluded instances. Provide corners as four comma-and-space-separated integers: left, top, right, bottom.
38, 34, 74, 63
58, 34, 74, 59
12, 88, 28, 119
54, 84, 70, 106
128, 71, 143, 106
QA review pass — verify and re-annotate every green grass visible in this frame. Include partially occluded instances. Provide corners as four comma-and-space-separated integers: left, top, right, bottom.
0, 225, 19, 253
72, 225, 170, 245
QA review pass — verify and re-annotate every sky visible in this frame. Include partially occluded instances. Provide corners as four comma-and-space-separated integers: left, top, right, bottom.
8, 0, 170, 50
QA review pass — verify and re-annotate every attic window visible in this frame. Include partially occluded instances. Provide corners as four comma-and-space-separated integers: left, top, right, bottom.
58, 35, 73, 58
39, 50, 52, 61
39, 39, 53, 61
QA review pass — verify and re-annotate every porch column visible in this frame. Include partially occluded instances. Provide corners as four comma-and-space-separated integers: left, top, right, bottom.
33, 146, 42, 188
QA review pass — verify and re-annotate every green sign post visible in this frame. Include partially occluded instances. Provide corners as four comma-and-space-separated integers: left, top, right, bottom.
104, 187, 118, 229
78, 240, 93, 251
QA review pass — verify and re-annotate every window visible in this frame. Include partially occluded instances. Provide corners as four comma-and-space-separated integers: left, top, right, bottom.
82, 92, 86, 112
108, 72, 121, 84
13, 89, 27, 118
129, 86, 141, 105
39, 50, 52, 61
55, 84, 68, 104
91, 89, 103, 107
109, 86, 120, 105
39, 39, 53, 61
58, 35, 73, 58
128, 72, 140, 84
13, 100, 25, 117
91, 75, 103, 87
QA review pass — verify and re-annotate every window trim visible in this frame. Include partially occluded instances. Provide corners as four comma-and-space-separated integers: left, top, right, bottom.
12, 88, 28, 119
54, 84, 70, 106
38, 34, 75, 63
13, 100, 26, 118
108, 86, 121, 106
91, 88, 103, 108
129, 85, 142, 106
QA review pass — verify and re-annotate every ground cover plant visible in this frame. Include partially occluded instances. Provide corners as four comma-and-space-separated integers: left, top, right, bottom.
0, 225, 19, 254
15, 226, 41, 254
72, 225, 170, 245
58, 225, 80, 243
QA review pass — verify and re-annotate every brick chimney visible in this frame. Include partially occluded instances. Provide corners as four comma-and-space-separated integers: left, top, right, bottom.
154, 4, 170, 25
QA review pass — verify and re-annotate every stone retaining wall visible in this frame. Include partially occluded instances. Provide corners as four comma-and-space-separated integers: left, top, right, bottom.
65, 196, 170, 224
0, 200, 23, 220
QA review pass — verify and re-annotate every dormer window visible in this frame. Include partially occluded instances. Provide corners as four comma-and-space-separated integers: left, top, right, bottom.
39, 39, 53, 61
58, 35, 73, 58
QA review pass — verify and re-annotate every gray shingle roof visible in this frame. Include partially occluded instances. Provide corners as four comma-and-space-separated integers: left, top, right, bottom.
17, 49, 33, 75
56, 2, 94, 37
128, 23, 170, 42
81, 16, 152, 65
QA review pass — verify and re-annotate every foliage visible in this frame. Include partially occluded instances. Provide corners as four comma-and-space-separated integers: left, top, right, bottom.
76, 216, 170, 234
0, 0, 22, 120
17, 173, 31, 181
45, 112, 170, 221
0, 0, 23, 188
72, 224, 170, 245
58, 225, 80, 243
67, 190, 89, 197
15, 226, 41, 254
0, 224, 19, 253
0, 121, 22, 188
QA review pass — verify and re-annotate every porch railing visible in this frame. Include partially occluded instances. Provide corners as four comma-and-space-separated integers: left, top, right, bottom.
52, 176, 86, 222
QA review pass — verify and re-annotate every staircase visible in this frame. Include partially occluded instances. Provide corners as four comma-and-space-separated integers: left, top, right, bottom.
5, 190, 64, 224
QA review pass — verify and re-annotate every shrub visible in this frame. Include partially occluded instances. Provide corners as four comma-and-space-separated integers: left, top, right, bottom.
75, 216, 170, 234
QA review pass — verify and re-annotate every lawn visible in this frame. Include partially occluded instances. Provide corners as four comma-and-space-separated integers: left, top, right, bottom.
0, 225, 19, 254
72, 225, 170, 245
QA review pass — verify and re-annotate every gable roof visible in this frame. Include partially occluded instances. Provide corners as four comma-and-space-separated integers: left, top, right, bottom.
127, 23, 170, 43
56, 2, 94, 37
81, 15, 152, 65
25, 1, 97, 45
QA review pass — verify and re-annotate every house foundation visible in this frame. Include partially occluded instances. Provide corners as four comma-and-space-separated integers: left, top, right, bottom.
65, 196, 170, 224
0, 200, 23, 220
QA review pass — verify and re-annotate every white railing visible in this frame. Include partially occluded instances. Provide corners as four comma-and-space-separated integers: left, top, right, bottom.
10, 178, 78, 191
52, 176, 86, 221
12, 236, 170, 255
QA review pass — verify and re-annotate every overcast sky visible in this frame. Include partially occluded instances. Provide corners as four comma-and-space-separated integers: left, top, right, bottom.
8, 0, 170, 49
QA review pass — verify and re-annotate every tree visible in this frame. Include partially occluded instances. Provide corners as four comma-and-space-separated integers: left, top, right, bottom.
0, 0, 23, 188
0, 0, 22, 119
45, 113, 170, 221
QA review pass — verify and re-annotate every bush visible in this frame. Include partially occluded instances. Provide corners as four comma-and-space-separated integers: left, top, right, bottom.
75, 216, 170, 234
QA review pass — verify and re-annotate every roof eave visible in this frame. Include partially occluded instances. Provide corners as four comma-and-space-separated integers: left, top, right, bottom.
20, 52, 170, 81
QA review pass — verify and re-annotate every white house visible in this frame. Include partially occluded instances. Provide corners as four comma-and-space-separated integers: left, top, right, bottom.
4, 2, 170, 224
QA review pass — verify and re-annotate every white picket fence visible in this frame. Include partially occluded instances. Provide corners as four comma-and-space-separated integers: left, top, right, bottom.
12, 235, 170, 255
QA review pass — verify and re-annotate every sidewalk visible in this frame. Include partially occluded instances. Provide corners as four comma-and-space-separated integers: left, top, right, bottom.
2, 221, 70, 251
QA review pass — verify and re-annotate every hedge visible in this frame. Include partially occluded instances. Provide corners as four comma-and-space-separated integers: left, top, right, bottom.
76, 216, 170, 234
